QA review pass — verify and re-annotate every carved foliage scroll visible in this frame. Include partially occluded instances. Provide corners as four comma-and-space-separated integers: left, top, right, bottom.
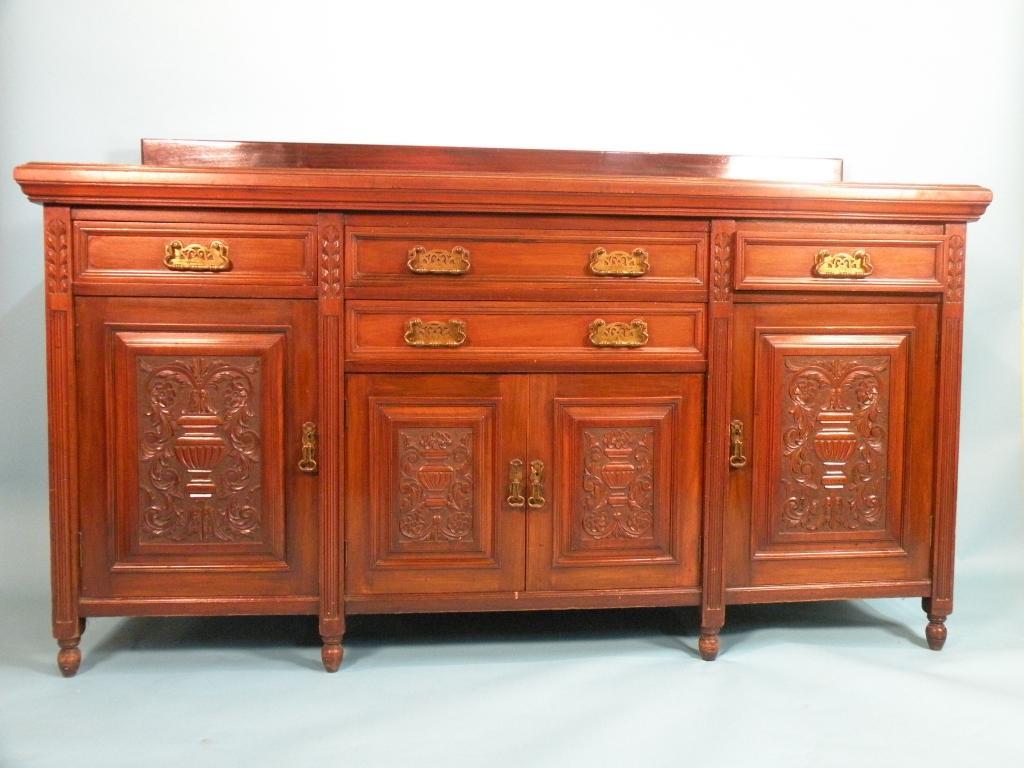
46, 217, 70, 294
711, 231, 733, 302
397, 428, 475, 543
320, 222, 343, 298
778, 356, 890, 533
137, 355, 263, 543
946, 234, 965, 302
580, 427, 655, 541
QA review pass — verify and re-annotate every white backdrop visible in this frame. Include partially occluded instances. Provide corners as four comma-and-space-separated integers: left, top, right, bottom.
1, 1, 1022, 766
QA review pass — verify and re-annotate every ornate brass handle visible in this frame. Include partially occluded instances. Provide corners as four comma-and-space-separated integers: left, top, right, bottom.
527, 460, 546, 509
588, 319, 649, 348
164, 240, 232, 272
729, 419, 747, 469
403, 318, 468, 347
589, 247, 650, 276
506, 459, 526, 508
812, 248, 873, 278
298, 422, 318, 473
407, 246, 471, 274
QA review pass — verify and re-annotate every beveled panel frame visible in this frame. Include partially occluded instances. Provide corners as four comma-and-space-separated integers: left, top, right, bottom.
345, 300, 705, 373
526, 374, 704, 593
345, 373, 529, 597
109, 330, 288, 570
733, 231, 945, 293
345, 214, 709, 302
72, 209, 318, 297
369, 400, 497, 566
751, 332, 910, 560
553, 401, 679, 566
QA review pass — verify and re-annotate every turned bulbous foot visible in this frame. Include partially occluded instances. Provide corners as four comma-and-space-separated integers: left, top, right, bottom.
321, 640, 344, 672
57, 641, 81, 677
926, 614, 948, 651
698, 630, 720, 661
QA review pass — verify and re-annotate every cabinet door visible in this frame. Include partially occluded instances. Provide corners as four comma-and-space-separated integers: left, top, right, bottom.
346, 374, 528, 594
526, 374, 703, 591
726, 303, 938, 589
76, 297, 318, 600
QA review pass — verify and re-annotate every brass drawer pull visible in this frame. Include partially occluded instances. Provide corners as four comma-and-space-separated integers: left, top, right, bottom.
729, 419, 747, 469
164, 240, 232, 272
506, 459, 526, 508
527, 460, 546, 509
812, 248, 873, 278
589, 247, 650, 276
407, 245, 471, 274
588, 318, 649, 348
298, 422, 318, 473
403, 318, 468, 347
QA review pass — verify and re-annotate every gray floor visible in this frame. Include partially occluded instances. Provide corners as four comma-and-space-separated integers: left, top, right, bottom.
2, 488, 1023, 767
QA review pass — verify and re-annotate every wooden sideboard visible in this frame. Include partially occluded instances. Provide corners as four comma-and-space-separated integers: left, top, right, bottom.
13, 140, 991, 675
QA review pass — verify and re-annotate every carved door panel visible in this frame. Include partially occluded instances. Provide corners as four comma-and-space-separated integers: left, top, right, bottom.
526, 374, 703, 591
726, 303, 938, 589
346, 374, 528, 594
76, 297, 318, 600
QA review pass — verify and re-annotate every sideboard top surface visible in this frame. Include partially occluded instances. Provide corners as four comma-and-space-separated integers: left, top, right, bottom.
13, 140, 992, 221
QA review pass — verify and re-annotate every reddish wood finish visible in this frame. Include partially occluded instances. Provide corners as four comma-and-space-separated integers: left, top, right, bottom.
75, 298, 319, 600
13, 164, 989, 221
12, 140, 991, 673
345, 300, 705, 372
72, 209, 317, 298
43, 205, 83, 676
345, 587, 701, 613
317, 213, 345, 670
699, 220, 737, 660
345, 213, 707, 301
526, 374, 703, 592
140, 139, 845, 182
727, 303, 938, 588
346, 374, 529, 595
734, 224, 947, 293
925, 223, 968, 650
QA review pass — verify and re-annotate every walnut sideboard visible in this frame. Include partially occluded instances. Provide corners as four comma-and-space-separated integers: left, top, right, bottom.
13, 140, 991, 675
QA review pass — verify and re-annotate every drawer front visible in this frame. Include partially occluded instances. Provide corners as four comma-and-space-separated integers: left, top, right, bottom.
734, 229, 946, 292
345, 301, 705, 371
73, 211, 318, 296
346, 215, 707, 299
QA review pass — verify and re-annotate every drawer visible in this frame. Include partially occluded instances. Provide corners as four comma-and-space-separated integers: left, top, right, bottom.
345, 300, 705, 371
734, 226, 946, 292
345, 214, 707, 299
72, 210, 318, 296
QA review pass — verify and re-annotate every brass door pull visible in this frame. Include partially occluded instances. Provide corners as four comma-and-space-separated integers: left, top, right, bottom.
403, 318, 468, 347
298, 422, 318, 473
407, 245, 471, 274
164, 240, 232, 272
527, 460, 546, 509
729, 419, 747, 469
588, 319, 649, 348
812, 248, 873, 278
506, 459, 526, 508
589, 247, 650, 276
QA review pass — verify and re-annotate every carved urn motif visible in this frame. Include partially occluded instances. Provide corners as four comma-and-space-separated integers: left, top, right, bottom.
600, 444, 639, 511
812, 410, 858, 489
415, 436, 459, 535
175, 414, 226, 498
174, 387, 227, 498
